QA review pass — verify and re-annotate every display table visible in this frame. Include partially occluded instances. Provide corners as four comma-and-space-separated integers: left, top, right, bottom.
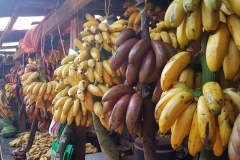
86, 152, 134, 160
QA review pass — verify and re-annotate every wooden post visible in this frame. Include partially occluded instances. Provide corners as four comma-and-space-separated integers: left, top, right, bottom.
70, 14, 83, 49
70, 14, 86, 160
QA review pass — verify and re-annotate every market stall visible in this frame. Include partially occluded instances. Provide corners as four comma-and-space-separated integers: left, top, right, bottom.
0, 0, 240, 159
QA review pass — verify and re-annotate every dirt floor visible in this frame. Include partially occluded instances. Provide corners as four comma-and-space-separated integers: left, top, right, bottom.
0, 135, 26, 160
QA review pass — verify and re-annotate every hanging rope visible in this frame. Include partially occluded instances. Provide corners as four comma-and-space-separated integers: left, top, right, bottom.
104, 0, 111, 20
55, 0, 66, 57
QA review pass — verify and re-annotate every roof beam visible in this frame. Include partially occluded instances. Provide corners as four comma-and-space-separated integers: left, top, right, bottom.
0, 8, 18, 46
42, 0, 92, 37
0, 0, 58, 8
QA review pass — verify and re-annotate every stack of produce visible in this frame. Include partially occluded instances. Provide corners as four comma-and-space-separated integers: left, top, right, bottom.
20, 60, 56, 131
0, 88, 14, 119
51, 13, 127, 127
9, 131, 56, 160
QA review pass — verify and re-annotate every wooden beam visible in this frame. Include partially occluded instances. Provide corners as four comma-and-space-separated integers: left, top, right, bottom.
0, 8, 18, 46
42, 0, 92, 37
0, 46, 17, 50
13, 49, 24, 60
0, 0, 59, 8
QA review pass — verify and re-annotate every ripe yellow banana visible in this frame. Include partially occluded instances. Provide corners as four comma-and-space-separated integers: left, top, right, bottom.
160, 51, 191, 91
103, 60, 116, 77
102, 42, 112, 53
98, 23, 109, 32
75, 109, 83, 126
103, 69, 113, 86
93, 101, 105, 119
223, 38, 240, 80
65, 76, 78, 86
183, 0, 201, 12
223, 88, 240, 113
21, 72, 33, 81
32, 82, 42, 96
45, 82, 53, 95
155, 87, 187, 121
94, 33, 104, 43
85, 67, 95, 83
84, 91, 94, 112
77, 89, 85, 102
102, 32, 111, 44
168, 32, 178, 49
75, 38, 84, 51
201, 0, 220, 32
203, 82, 223, 115
227, 14, 240, 51
186, 6, 202, 40
220, 0, 234, 15
197, 96, 216, 149
128, 11, 139, 27
38, 82, 47, 97
213, 126, 224, 156
87, 84, 103, 97
206, 22, 230, 72
85, 13, 98, 23
61, 54, 77, 65
228, 0, 240, 16
83, 21, 99, 28
159, 91, 194, 134
178, 67, 195, 89
90, 47, 100, 61
68, 86, 78, 97
176, 16, 189, 47
171, 102, 197, 150
218, 96, 236, 147
169, 0, 186, 28
97, 84, 109, 94
164, 1, 175, 28
203, 0, 222, 12
62, 98, 74, 115
93, 69, 103, 83
160, 31, 171, 44
188, 110, 204, 156
233, 68, 240, 82
67, 104, 74, 125
86, 111, 93, 127
108, 23, 127, 33
82, 42, 92, 51
90, 26, 99, 34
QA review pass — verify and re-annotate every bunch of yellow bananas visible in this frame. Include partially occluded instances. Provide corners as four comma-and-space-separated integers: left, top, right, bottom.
75, 13, 127, 55
52, 50, 121, 127
21, 71, 57, 109
4, 83, 14, 101
158, 0, 240, 76
155, 80, 240, 157
0, 89, 14, 119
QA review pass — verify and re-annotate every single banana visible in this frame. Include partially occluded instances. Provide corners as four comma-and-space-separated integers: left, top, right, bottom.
223, 38, 240, 80
90, 47, 100, 61
160, 51, 191, 91
87, 84, 103, 97
197, 96, 216, 149
93, 101, 105, 119
171, 102, 197, 150
188, 110, 204, 156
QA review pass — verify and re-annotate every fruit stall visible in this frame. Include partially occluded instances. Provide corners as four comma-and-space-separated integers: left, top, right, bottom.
0, 0, 240, 159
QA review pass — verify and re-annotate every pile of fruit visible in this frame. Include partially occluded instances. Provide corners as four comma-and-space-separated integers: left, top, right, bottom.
9, 131, 56, 160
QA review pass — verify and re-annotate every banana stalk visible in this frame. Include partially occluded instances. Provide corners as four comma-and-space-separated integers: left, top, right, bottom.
199, 32, 219, 160
24, 120, 38, 152
136, 0, 157, 160
92, 113, 121, 160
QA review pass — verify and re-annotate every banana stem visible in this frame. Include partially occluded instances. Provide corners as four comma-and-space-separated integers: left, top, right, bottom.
92, 112, 121, 160
136, 0, 157, 159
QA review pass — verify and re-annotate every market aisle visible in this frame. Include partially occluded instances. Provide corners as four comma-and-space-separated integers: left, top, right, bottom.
0, 136, 26, 160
